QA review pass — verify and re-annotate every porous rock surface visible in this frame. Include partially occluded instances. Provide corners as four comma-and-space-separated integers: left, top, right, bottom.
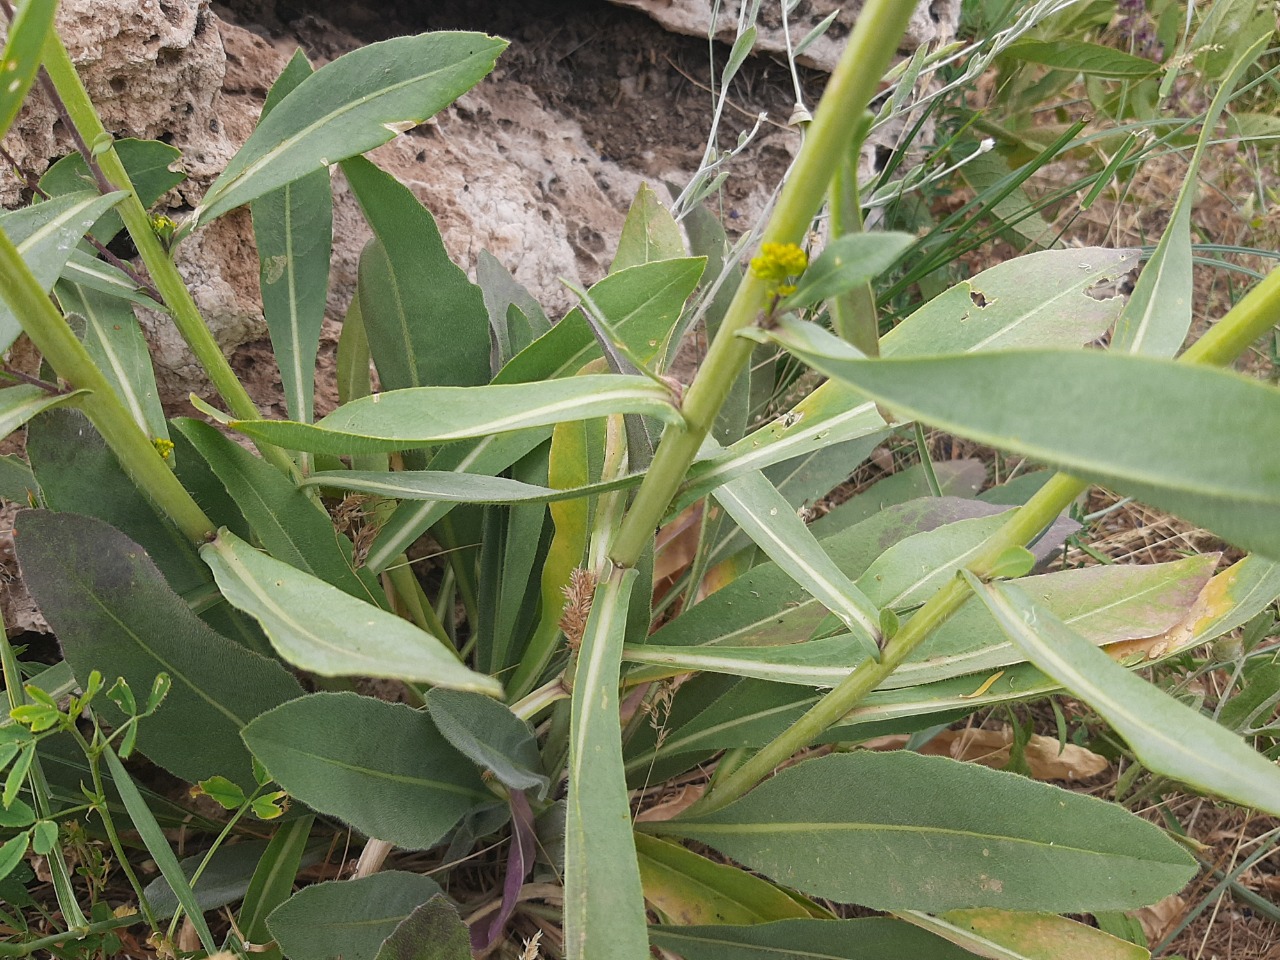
2, 0, 959, 401
607, 0, 961, 71
2, 0, 649, 398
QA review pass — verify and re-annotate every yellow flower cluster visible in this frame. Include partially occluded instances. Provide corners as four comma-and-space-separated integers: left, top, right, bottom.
750, 242, 808, 297
152, 437, 175, 460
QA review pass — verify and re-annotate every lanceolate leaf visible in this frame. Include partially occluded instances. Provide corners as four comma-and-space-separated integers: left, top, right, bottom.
967, 573, 1280, 817
0, 0, 57, 139
16, 511, 302, 789
254, 50, 333, 424
651, 752, 1194, 912
0, 191, 126, 350
0, 385, 86, 446
242, 692, 492, 850
565, 569, 649, 960
195, 32, 508, 224
900, 908, 1150, 960
362, 430, 549, 575
175, 418, 382, 604
267, 871, 443, 960
780, 232, 915, 310
635, 833, 813, 926
611, 182, 685, 273
712, 471, 882, 648
203, 530, 501, 695
1003, 39, 1159, 78
496, 258, 705, 384
345, 155, 490, 390
1112, 37, 1266, 358
759, 323, 1280, 560
879, 248, 1139, 357
230, 375, 683, 456
648, 917, 975, 960
302, 466, 640, 506
59, 281, 167, 441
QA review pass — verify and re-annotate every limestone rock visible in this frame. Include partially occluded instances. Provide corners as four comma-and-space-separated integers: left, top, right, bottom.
605, 0, 960, 72
3, 1, 645, 402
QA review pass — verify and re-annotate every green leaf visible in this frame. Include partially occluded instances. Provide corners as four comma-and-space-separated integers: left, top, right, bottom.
0, 0, 57, 139
902, 908, 1150, 960
1003, 40, 1159, 79
174, 418, 381, 604
40, 138, 185, 245
425, 688, 547, 796
362, 430, 549, 574
565, 569, 649, 960
967, 573, 1280, 817
301, 466, 639, 505
0, 454, 37, 502
102, 745, 218, 953
649, 917, 975, 959
712, 471, 882, 648
611, 182, 685, 273
194, 32, 508, 225
16, 510, 303, 788
254, 50, 334, 424
0, 191, 127, 350
29, 820, 57, 857
652, 752, 1194, 912
0, 385, 86, 446
345, 155, 490, 390
0, 798, 35, 828
268, 871, 443, 960
635, 833, 813, 925
242, 692, 492, 850
759, 323, 1280, 560
678, 385, 889, 510
230, 375, 683, 456
879, 248, 1140, 357
477, 250, 550, 370
239, 815, 314, 955
0, 833, 30, 888
496, 258, 705, 384
59, 281, 168, 441
373, 895, 471, 960
196, 775, 247, 810
1112, 36, 1267, 358
141, 838, 275, 920
780, 232, 915, 310
203, 530, 500, 695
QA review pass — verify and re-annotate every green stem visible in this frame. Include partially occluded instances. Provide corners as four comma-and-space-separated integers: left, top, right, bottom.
0, 230, 215, 542
694, 473, 1088, 814
608, 0, 919, 568
0, 629, 88, 931
0, 916, 143, 957
695, 261, 1280, 814
78, 730, 159, 931
39, 32, 296, 478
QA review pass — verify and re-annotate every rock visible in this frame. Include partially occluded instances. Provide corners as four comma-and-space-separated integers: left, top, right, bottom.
605, 0, 960, 72
3, 2, 647, 403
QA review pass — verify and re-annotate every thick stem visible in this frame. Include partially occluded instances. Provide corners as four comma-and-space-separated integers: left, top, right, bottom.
39, 32, 296, 477
0, 230, 215, 542
608, 0, 919, 567
695, 262, 1280, 813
